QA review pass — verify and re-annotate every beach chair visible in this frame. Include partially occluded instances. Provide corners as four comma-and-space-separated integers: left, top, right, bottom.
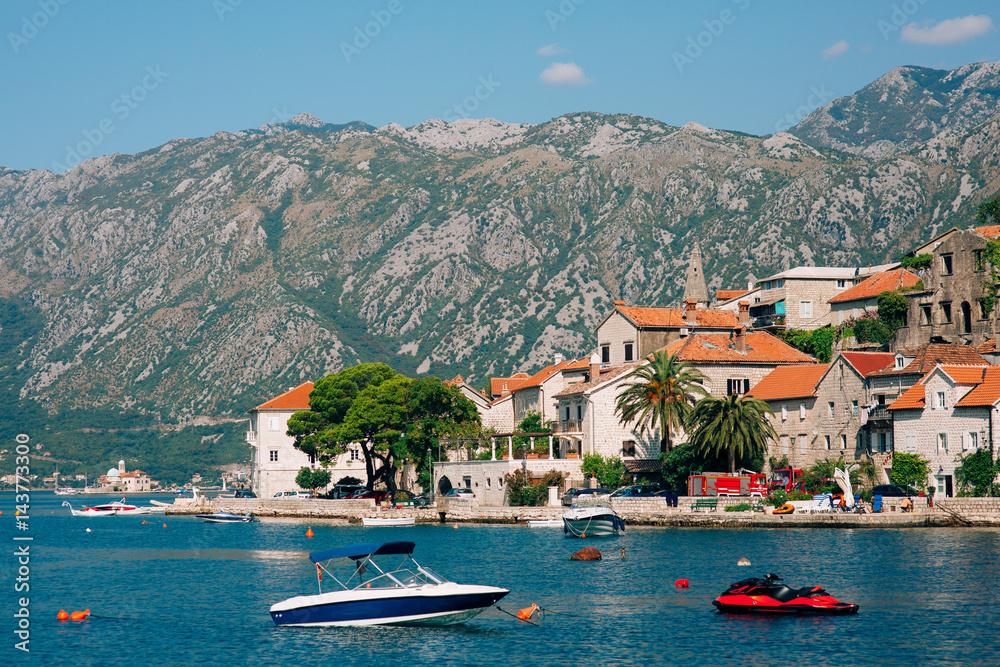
802, 493, 832, 514
872, 495, 883, 513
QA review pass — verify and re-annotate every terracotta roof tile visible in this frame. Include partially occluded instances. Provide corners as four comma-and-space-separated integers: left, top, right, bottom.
978, 338, 997, 354
254, 382, 314, 411
716, 289, 751, 301
889, 384, 925, 410
975, 225, 1000, 239
515, 358, 580, 390
828, 269, 921, 304
490, 375, 529, 396
938, 364, 989, 385
615, 304, 737, 329
662, 331, 816, 364
747, 364, 829, 401
956, 366, 1000, 407
868, 344, 987, 376
553, 364, 639, 398
841, 351, 895, 377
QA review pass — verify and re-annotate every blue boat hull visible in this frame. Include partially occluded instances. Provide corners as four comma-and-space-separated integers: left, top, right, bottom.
270, 590, 508, 627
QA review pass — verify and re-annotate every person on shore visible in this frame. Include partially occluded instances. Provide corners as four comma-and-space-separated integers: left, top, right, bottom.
901, 497, 913, 513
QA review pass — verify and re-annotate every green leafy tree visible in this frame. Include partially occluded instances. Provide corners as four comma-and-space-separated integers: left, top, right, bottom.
976, 198, 1000, 225
295, 467, 331, 493
687, 395, 777, 474
581, 453, 628, 489
513, 410, 551, 452
900, 254, 932, 271
955, 450, 999, 496
615, 350, 707, 454
399, 376, 482, 487
890, 452, 931, 491
877, 290, 909, 329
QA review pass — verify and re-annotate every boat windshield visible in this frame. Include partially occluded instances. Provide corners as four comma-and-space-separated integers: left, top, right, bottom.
572, 498, 611, 509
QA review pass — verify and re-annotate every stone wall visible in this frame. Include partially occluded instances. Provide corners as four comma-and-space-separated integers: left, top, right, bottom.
936, 498, 1000, 524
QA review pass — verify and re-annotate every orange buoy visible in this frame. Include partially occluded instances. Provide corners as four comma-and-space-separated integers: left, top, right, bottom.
141, 520, 146, 525
15, 510, 20, 516
306, 527, 314, 537
57, 610, 69, 621
70, 609, 90, 620
675, 579, 690, 588
162, 523, 167, 528
516, 603, 540, 620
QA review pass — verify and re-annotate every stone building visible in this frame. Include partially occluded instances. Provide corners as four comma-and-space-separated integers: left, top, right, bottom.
889, 364, 1000, 498
896, 227, 1000, 350
750, 265, 895, 331
748, 351, 895, 472
510, 355, 589, 427
828, 268, 921, 326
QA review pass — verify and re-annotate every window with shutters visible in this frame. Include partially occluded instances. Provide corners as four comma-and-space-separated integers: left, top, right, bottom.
601, 344, 610, 364
828, 402, 834, 418
726, 378, 750, 396
825, 435, 831, 450
624, 342, 634, 362
799, 404, 806, 420
577, 405, 583, 420
906, 435, 916, 453
781, 405, 788, 421
780, 436, 789, 454
937, 433, 948, 454
840, 435, 847, 450
798, 434, 807, 455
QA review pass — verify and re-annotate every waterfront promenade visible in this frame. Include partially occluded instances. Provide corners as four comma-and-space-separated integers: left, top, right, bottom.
164, 495, 1000, 527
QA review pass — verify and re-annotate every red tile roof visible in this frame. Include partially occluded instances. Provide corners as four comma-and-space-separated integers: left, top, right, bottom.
515, 358, 580, 390
615, 304, 737, 329
828, 269, 921, 304
889, 384, 925, 410
716, 289, 751, 301
956, 366, 1000, 407
747, 364, 829, 401
254, 382, 314, 410
975, 225, 1000, 239
978, 339, 997, 354
841, 351, 895, 377
490, 373, 529, 397
868, 344, 987, 376
553, 364, 640, 398
662, 331, 816, 364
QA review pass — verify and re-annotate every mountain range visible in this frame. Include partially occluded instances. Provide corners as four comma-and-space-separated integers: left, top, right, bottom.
2, 61, 1000, 481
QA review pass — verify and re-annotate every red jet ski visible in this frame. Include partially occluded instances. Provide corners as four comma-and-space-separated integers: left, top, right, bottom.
713, 573, 859, 615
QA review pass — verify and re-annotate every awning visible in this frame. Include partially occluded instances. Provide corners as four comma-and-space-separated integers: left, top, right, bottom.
624, 459, 664, 473
310, 541, 415, 562
750, 295, 786, 308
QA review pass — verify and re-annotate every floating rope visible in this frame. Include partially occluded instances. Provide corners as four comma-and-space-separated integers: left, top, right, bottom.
494, 605, 538, 626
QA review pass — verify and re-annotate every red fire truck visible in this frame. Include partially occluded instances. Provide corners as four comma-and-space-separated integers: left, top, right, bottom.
688, 473, 768, 497
769, 468, 806, 493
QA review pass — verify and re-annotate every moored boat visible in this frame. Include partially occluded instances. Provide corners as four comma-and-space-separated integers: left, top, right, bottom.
269, 541, 508, 627
361, 517, 415, 526
562, 500, 625, 537
62, 498, 160, 517
196, 511, 255, 523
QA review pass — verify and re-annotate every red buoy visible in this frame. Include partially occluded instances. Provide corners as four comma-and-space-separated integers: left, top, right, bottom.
57, 610, 69, 621
306, 527, 314, 537
70, 609, 90, 620
675, 579, 689, 588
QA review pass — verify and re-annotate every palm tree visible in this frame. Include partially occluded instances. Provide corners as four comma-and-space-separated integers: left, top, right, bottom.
687, 394, 777, 474
614, 350, 707, 455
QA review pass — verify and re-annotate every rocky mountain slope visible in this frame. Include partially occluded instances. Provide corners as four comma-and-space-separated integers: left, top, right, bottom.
3, 64, 1000, 478
790, 61, 1000, 159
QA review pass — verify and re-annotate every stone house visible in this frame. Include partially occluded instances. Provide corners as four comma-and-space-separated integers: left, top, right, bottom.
748, 351, 895, 472
896, 227, 1000, 350
594, 299, 738, 368
489, 372, 529, 399
714, 285, 761, 312
750, 265, 896, 331
247, 382, 369, 498
889, 364, 1000, 498
510, 355, 589, 427
828, 268, 922, 326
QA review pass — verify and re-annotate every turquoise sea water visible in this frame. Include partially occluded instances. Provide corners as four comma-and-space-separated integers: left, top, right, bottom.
3, 491, 999, 667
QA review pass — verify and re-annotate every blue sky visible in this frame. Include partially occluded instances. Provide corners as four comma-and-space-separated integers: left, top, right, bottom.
1, 0, 998, 171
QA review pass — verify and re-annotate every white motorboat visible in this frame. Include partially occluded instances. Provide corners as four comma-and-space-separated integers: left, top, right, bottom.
562, 500, 625, 537
62, 498, 162, 517
270, 541, 508, 627
362, 517, 415, 526
55, 487, 81, 495
196, 511, 255, 523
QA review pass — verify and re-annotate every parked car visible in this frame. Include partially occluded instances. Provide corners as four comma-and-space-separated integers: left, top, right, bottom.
347, 489, 389, 502
442, 488, 475, 499
331, 484, 365, 499
610, 484, 664, 498
561, 487, 611, 506
234, 489, 256, 498
870, 484, 919, 497
273, 491, 312, 499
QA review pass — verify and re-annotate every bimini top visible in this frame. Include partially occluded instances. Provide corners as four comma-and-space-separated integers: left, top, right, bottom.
309, 541, 415, 563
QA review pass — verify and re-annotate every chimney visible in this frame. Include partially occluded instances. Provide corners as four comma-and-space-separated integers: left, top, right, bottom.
738, 300, 750, 326
684, 298, 697, 323
747, 281, 754, 291
589, 352, 601, 382
734, 325, 747, 353
554, 352, 565, 365
613, 299, 625, 306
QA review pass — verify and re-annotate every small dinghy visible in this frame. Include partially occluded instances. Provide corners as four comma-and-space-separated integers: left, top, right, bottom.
196, 511, 255, 523
362, 517, 415, 526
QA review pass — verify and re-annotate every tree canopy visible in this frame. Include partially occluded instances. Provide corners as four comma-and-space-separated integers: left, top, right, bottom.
687, 394, 776, 474
287, 365, 481, 492
615, 350, 706, 454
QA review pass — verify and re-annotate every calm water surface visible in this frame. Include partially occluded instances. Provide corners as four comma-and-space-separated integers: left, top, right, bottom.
2, 491, 998, 667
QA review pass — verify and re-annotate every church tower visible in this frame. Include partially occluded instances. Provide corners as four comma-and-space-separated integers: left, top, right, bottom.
682, 242, 709, 307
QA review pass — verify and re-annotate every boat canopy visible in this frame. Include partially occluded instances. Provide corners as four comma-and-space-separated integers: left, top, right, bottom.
309, 541, 415, 563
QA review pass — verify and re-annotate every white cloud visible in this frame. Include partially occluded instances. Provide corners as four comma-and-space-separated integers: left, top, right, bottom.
900, 15, 994, 45
539, 62, 593, 86
821, 40, 849, 59
537, 43, 568, 56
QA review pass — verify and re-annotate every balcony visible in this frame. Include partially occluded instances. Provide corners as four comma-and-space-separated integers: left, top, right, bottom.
245, 431, 257, 444
752, 315, 786, 329
868, 405, 891, 422
554, 420, 581, 434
